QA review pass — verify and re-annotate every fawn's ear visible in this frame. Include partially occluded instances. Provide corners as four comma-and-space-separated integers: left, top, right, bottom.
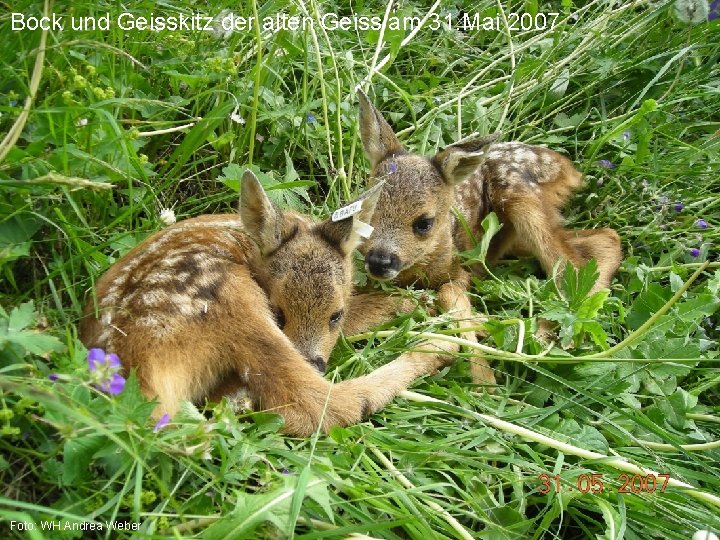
432, 135, 498, 185
240, 170, 282, 254
316, 181, 385, 257
357, 88, 404, 168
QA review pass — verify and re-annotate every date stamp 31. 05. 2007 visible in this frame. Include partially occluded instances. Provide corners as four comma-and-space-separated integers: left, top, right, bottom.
537, 473, 671, 495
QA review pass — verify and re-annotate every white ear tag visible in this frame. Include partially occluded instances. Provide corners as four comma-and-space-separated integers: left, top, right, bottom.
353, 220, 374, 239
331, 200, 363, 222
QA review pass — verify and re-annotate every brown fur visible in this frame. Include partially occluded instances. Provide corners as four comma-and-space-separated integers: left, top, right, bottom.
80, 172, 447, 436
346, 90, 623, 385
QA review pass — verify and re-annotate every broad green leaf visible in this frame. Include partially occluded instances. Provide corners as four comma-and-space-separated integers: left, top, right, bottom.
565, 259, 600, 309
637, 340, 698, 372
476, 211, 502, 264
0, 215, 41, 250
0, 302, 65, 356
3, 331, 65, 356
576, 290, 610, 321
573, 362, 616, 382
574, 320, 609, 348
8, 302, 36, 332
287, 466, 312, 535
554, 418, 609, 454
595, 497, 625, 540
204, 478, 326, 539
63, 436, 106, 486
457, 211, 502, 266
707, 269, 720, 296
626, 284, 672, 330
648, 389, 698, 430
115, 373, 156, 423
0, 241, 30, 265
669, 272, 684, 293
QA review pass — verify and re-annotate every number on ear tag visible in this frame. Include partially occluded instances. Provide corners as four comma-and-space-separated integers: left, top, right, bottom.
331, 200, 363, 222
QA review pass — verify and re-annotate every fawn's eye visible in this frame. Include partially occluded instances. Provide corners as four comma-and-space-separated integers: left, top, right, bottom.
412, 216, 435, 236
329, 309, 344, 328
273, 307, 286, 329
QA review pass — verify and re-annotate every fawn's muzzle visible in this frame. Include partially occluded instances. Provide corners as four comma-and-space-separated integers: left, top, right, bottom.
310, 355, 327, 373
365, 250, 401, 279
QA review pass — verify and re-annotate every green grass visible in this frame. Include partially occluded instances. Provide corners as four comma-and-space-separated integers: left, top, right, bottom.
1, 0, 719, 538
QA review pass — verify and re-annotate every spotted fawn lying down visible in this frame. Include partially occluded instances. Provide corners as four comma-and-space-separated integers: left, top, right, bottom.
343, 90, 622, 385
80, 171, 451, 436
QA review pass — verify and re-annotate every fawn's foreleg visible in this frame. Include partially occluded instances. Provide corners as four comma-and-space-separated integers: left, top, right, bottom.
437, 276, 496, 387
244, 327, 453, 436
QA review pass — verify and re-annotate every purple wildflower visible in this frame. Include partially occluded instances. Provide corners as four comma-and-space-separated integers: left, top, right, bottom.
690, 248, 701, 257
48, 373, 59, 381
622, 130, 631, 141
674, 202, 684, 212
87, 348, 126, 395
88, 348, 120, 371
696, 219, 709, 229
598, 159, 616, 169
153, 413, 171, 432
389, 161, 398, 173
281, 468, 291, 474
96, 373, 126, 395
710, 0, 719, 20
306, 113, 315, 123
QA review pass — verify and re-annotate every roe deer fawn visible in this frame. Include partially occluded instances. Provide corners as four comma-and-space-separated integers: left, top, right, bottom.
80, 171, 451, 436
345, 90, 622, 385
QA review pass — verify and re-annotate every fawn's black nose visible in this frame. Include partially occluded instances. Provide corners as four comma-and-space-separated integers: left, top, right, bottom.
365, 250, 401, 279
311, 355, 327, 373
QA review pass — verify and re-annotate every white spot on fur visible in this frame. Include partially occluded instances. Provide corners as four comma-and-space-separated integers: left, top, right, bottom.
168, 294, 197, 316
538, 161, 561, 182
162, 253, 188, 267
511, 148, 539, 164
196, 255, 218, 271
97, 328, 112, 345
197, 273, 221, 288
101, 289, 120, 307
137, 315, 161, 328
101, 312, 112, 325
141, 290, 166, 306
144, 272, 173, 285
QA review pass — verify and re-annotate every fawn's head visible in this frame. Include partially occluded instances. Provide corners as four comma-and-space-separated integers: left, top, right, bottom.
357, 89, 493, 282
241, 171, 381, 373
